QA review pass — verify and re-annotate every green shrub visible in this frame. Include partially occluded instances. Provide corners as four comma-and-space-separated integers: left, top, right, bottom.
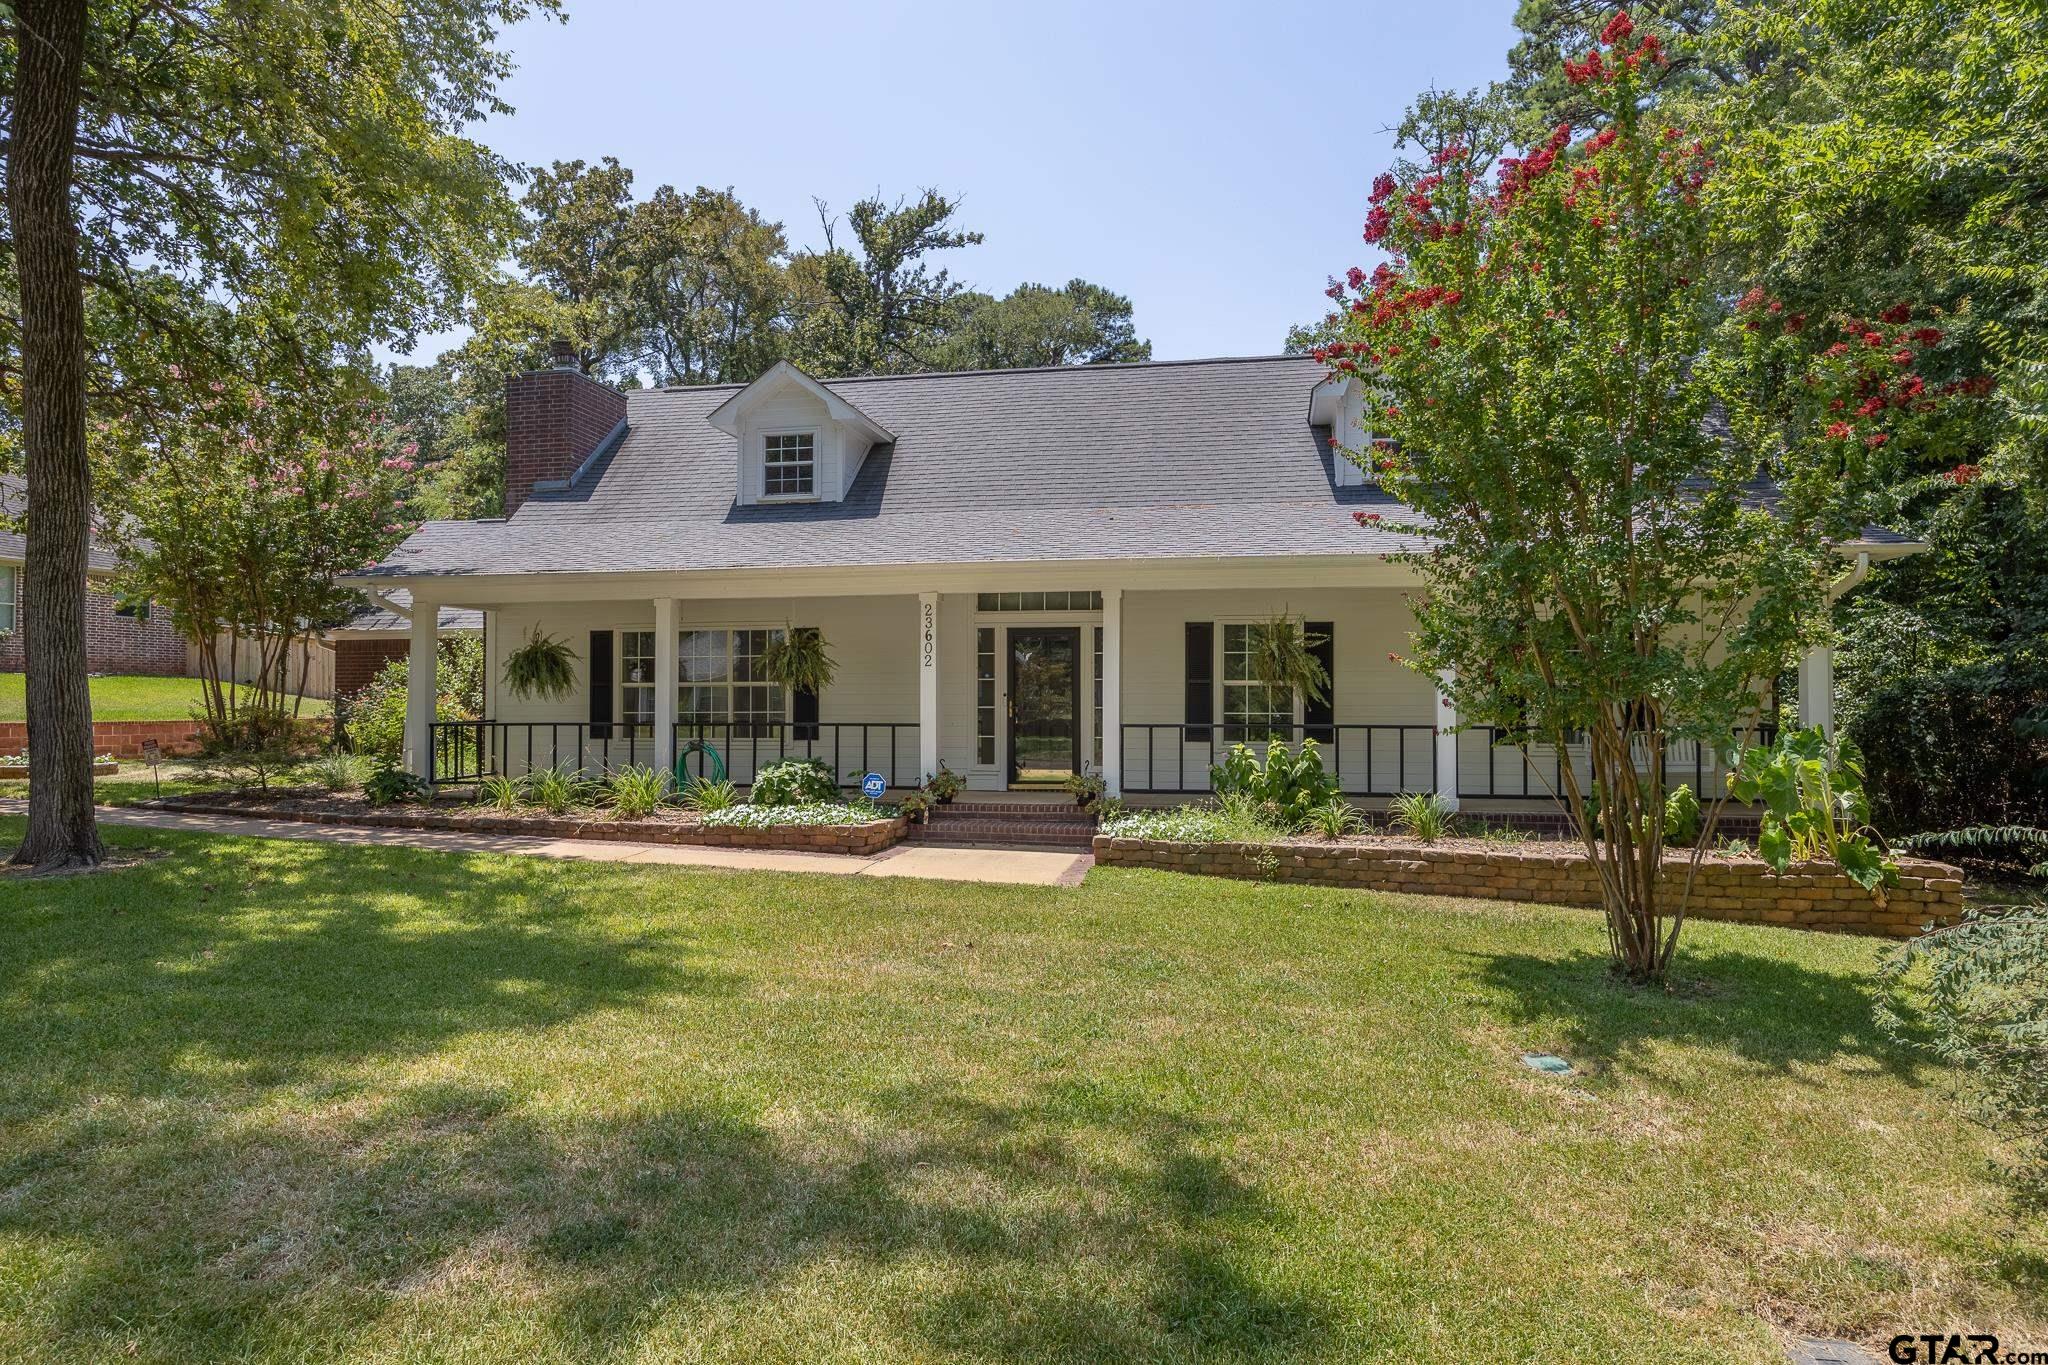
1208, 739, 1340, 830
1389, 791, 1456, 843
1306, 798, 1359, 840
364, 764, 432, 807
607, 765, 670, 819
309, 751, 372, 793
1664, 783, 1701, 845
681, 776, 740, 813
342, 652, 470, 761
1877, 908, 2048, 1213
750, 758, 837, 807
477, 774, 522, 811
525, 765, 590, 815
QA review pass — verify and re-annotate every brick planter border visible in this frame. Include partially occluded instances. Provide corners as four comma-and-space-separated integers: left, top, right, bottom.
149, 797, 906, 857
1091, 835, 1962, 938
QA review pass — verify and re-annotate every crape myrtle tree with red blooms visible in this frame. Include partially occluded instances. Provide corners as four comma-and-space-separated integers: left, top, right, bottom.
99, 381, 418, 749
1316, 12, 1973, 981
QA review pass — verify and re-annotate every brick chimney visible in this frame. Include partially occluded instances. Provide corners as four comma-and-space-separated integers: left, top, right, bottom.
502, 339, 627, 516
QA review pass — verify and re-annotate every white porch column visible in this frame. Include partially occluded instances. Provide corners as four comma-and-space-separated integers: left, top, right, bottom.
654, 596, 678, 780
1101, 586, 1124, 796
918, 592, 940, 782
1433, 668, 1460, 809
403, 596, 437, 779
1798, 646, 1834, 738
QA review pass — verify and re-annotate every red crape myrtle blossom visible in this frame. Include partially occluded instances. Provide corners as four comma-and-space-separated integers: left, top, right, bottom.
1308, 11, 1936, 981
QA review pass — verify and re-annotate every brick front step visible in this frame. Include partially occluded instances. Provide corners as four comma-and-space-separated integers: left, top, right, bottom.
934, 801, 1097, 823
908, 827, 1096, 850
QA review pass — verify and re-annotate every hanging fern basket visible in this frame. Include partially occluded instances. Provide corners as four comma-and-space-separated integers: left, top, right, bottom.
761, 627, 837, 693
1247, 614, 1330, 707
502, 626, 579, 701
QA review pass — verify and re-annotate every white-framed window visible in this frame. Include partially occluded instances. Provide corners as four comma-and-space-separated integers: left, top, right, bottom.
763, 431, 815, 498
1222, 623, 1293, 742
0, 565, 15, 634
679, 627, 785, 737
620, 630, 655, 736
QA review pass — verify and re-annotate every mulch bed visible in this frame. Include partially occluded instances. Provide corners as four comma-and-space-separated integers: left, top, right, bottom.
142, 788, 907, 855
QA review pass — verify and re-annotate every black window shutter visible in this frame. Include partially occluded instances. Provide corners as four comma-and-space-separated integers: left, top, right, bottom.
1304, 621, 1335, 742
1184, 622, 1214, 743
791, 626, 820, 740
588, 630, 614, 739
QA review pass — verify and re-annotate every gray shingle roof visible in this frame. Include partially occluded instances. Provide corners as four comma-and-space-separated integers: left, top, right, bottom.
361, 356, 1423, 581
355, 354, 1918, 584
0, 474, 126, 573
337, 588, 482, 634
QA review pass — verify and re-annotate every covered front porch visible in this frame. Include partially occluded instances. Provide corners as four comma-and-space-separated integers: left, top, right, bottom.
389, 562, 1832, 808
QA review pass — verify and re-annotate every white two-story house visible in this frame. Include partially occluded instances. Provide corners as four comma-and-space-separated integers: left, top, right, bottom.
348, 342, 1916, 806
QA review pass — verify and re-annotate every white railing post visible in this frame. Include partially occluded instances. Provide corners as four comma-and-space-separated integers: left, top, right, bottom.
655, 596, 678, 783
1102, 587, 1124, 796
403, 596, 437, 780
1433, 668, 1460, 809
918, 592, 940, 783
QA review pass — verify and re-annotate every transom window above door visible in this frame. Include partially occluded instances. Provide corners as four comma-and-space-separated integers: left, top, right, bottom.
679, 628, 785, 737
762, 432, 815, 497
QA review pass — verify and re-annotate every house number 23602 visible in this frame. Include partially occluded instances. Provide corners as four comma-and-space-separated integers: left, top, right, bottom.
921, 602, 936, 668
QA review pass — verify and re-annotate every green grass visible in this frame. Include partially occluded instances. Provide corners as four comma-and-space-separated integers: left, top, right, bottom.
0, 673, 330, 723
0, 822, 2039, 1363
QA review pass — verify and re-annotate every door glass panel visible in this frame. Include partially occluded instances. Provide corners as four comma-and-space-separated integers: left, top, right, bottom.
1009, 629, 1079, 785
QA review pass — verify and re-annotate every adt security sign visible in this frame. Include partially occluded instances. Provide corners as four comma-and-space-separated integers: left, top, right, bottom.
860, 772, 887, 800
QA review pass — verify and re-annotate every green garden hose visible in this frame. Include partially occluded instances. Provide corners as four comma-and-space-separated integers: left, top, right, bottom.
674, 738, 725, 788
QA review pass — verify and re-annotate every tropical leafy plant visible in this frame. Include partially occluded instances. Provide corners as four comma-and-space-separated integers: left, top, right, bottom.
502, 626, 578, 701
750, 758, 838, 807
1729, 726, 1897, 891
1209, 739, 1340, 829
1245, 614, 1330, 707
681, 776, 741, 813
477, 774, 523, 811
760, 627, 837, 693
607, 765, 670, 819
1876, 908, 2048, 1213
1389, 791, 1457, 843
525, 765, 591, 815
1664, 784, 1701, 847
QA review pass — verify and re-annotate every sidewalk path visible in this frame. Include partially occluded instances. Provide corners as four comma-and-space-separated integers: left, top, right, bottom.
0, 800, 1093, 887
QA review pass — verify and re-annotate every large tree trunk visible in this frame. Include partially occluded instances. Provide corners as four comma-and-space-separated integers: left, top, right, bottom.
6, 0, 102, 869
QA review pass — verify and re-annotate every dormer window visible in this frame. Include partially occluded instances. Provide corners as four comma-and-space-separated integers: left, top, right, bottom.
763, 432, 816, 497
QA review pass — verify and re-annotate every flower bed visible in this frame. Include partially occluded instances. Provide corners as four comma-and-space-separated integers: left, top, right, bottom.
1092, 833, 1964, 938
0, 753, 121, 779
147, 788, 907, 856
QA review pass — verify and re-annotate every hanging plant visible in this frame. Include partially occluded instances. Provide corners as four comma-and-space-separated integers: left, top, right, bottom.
761, 626, 837, 693
1247, 614, 1330, 707
502, 626, 579, 701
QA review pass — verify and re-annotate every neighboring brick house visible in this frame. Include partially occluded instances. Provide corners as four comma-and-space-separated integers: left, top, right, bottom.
328, 589, 481, 700
0, 475, 190, 677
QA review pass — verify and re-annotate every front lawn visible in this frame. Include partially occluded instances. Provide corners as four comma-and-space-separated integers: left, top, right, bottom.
0, 672, 331, 722
0, 823, 2038, 1362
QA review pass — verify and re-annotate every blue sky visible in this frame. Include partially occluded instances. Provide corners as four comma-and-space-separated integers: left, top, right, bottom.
390, 0, 1520, 365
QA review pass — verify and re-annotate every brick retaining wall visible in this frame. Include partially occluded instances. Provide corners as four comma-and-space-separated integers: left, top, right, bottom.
1092, 836, 1962, 937
0, 717, 332, 759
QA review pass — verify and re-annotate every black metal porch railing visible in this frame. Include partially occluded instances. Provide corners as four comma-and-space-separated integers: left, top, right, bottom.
429, 721, 662, 785
426, 719, 920, 787
673, 720, 917, 790
1460, 723, 1779, 799
1119, 723, 1438, 797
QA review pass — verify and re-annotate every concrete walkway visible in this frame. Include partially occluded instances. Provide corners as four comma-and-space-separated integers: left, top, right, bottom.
0, 800, 1093, 887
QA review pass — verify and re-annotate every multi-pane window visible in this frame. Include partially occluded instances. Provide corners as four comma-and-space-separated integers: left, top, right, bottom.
975, 628, 996, 766
763, 432, 815, 497
975, 591, 1104, 612
679, 628, 785, 737
1092, 626, 1104, 770
620, 631, 655, 736
0, 565, 15, 634
1222, 623, 1292, 741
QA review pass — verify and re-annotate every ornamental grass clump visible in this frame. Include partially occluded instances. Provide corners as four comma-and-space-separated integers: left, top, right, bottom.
606, 765, 670, 819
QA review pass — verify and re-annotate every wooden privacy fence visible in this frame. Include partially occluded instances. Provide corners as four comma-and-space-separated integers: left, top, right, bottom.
189, 634, 336, 701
